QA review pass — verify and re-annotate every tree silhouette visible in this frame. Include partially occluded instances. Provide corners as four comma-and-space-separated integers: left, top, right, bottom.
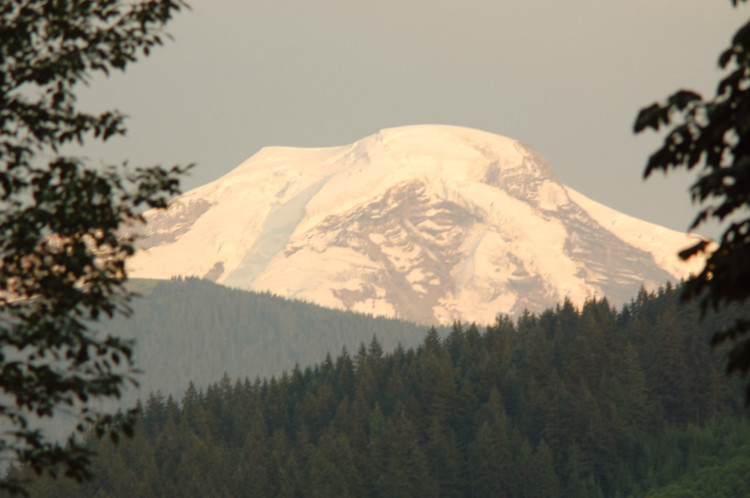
635, 0, 750, 400
0, 0, 189, 493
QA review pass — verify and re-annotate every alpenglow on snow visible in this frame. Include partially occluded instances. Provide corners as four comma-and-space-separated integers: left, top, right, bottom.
128, 125, 702, 325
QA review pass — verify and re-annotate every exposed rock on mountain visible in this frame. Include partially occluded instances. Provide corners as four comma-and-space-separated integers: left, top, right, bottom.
129, 125, 702, 324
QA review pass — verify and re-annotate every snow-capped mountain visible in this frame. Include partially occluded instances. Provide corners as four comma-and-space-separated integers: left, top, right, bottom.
128, 125, 703, 325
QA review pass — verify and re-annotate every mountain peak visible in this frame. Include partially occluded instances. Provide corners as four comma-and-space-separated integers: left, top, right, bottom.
129, 126, 701, 325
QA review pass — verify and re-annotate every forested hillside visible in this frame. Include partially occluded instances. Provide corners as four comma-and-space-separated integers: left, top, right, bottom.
13, 285, 750, 497
107, 277, 443, 402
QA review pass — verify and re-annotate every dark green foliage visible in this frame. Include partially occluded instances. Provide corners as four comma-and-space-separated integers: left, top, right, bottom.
0, 1, 188, 494
645, 428, 750, 497
635, 0, 750, 396
12, 285, 750, 497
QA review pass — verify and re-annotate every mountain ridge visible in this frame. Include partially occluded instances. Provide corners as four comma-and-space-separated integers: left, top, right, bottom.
129, 124, 702, 324
112, 277, 442, 401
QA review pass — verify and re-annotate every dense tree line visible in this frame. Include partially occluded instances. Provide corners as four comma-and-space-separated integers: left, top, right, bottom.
10, 285, 750, 496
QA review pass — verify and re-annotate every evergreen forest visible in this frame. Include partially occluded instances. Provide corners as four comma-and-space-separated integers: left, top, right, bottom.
106, 277, 444, 403
8, 284, 750, 497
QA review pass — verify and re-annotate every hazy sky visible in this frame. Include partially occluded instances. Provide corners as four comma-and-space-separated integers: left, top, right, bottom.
74, 1, 749, 239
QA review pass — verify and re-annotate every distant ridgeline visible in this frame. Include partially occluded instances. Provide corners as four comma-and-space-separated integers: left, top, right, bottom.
107, 277, 447, 403
13, 284, 750, 497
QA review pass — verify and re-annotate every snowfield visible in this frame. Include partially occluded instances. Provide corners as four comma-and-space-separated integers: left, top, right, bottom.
129, 125, 705, 325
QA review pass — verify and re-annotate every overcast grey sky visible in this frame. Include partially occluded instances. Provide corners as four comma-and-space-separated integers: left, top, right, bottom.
74, 1, 749, 239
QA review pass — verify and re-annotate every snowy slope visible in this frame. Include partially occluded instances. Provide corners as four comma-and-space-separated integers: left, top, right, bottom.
128, 125, 704, 325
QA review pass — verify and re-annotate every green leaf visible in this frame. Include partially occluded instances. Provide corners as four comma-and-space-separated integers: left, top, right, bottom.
667, 89, 702, 112
634, 103, 666, 133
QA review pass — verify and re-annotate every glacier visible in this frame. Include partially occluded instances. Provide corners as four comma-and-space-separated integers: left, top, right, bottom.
129, 124, 703, 325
